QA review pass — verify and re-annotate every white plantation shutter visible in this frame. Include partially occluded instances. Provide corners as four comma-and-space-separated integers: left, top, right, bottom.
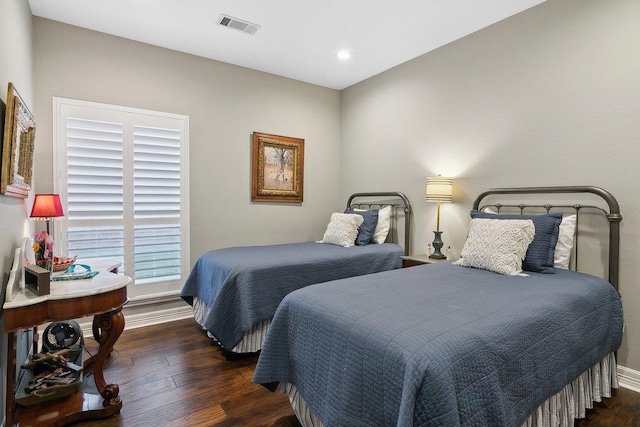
66, 118, 125, 260
133, 126, 182, 284
54, 98, 189, 297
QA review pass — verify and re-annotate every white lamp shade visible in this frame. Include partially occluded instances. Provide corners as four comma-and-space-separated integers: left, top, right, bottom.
425, 176, 453, 202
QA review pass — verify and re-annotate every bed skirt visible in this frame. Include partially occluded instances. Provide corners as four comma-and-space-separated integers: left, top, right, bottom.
283, 353, 619, 427
192, 297, 271, 353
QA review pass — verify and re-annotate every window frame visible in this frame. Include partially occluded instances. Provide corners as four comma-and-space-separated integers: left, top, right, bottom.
53, 97, 190, 299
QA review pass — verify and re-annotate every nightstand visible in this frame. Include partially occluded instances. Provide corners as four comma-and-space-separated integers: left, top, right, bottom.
401, 254, 450, 268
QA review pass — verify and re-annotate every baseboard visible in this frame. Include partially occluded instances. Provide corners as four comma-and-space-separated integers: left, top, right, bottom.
78, 305, 193, 335
121, 305, 194, 330
618, 365, 640, 393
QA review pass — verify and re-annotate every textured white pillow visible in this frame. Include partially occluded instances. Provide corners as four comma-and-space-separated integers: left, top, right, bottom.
454, 218, 536, 276
554, 214, 576, 269
319, 213, 364, 247
356, 206, 392, 244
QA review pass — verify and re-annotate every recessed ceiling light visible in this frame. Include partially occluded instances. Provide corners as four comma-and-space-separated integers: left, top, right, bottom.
336, 50, 351, 60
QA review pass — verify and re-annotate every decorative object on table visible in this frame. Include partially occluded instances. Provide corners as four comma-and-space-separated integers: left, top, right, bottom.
252, 131, 304, 203
51, 256, 77, 272
22, 236, 36, 265
30, 194, 65, 271
5, 247, 24, 302
51, 263, 99, 281
1, 82, 36, 199
32, 230, 54, 271
24, 263, 51, 296
425, 175, 453, 259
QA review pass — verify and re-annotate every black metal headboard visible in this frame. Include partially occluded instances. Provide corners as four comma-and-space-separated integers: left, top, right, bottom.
347, 192, 412, 256
472, 186, 622, 292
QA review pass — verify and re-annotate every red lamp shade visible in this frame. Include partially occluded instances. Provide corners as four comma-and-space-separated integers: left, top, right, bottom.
30, 194, 65, 220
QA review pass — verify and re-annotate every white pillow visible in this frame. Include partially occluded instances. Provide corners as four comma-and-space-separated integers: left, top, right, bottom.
318, 213, 364, 247
454, 218, 535, 276
356, 205, 391, 244
554, 214, 576, 269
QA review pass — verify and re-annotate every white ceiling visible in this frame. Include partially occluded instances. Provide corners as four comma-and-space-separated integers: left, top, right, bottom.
28, 0, 546, 90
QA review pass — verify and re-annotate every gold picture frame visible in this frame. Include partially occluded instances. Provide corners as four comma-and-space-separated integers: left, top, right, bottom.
252, 132, 304, 203
1, 82, 36, 198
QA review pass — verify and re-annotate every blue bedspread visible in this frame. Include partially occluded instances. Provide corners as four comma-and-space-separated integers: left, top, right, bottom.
253, 262, 623, 427
180, 242, 402, 349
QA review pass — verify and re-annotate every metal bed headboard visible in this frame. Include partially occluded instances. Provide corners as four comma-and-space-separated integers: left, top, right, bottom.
346, 192, 412, 256
472, 186, 622, 292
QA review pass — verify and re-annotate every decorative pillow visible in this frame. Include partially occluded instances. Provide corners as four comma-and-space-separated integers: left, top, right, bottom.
319, 213, 364, 247
554, 214, 577, 269
344, 209, 379, 246
453, 218, 535, 276
356, 205, 392, 244
470, 210, 562, 274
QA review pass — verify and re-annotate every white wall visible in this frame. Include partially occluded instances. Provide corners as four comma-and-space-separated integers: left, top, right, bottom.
341, 0, 640, 371
0, 0, 35, 421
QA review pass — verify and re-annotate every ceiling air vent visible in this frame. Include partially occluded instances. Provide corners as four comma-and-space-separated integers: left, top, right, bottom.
218, 14, 261, 35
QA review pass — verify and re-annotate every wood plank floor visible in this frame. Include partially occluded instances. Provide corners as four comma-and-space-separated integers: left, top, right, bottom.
70, 318, 638, 427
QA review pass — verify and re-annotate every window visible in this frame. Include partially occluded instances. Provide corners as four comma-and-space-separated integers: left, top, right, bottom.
53, 98, 189, 298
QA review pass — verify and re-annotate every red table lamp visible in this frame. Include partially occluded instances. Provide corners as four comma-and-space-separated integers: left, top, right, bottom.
30, 194, 65, 234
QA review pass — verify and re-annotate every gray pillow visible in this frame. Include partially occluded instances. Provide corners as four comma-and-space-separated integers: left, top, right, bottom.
470, 210, 562, 274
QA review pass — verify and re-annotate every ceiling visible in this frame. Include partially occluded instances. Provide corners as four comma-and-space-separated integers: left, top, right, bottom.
28, 0, 546, 90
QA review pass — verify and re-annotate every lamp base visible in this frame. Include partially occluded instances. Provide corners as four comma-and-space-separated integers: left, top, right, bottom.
429, 231, 446, 259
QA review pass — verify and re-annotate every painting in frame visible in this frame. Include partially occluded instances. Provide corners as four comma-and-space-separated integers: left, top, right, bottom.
1, 82, 36, 198
252, 132, 304, 203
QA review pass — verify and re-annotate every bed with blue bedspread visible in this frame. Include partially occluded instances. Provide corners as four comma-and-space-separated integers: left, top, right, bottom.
253, 186, 625, 426
254, 263, 622, 426
181, 192, 412, 355
181, 242, 403, 352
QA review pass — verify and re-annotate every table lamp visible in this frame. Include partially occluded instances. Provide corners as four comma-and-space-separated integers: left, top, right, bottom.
30, 194, 65, 234
425, 176, 453, 259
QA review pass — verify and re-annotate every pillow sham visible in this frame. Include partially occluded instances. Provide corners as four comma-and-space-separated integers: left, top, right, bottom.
453, 218, 535, 276
318, 213, 364, 247
554, 214, 576, 269
356, 205, 392, 244
344, 209, 379, 246
470, 210, 562, 274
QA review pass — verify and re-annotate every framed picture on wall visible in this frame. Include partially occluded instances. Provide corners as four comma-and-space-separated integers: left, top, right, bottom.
1, 82, 36, 198
252, 132, 304, 203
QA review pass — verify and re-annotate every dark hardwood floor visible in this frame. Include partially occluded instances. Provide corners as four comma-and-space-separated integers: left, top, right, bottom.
70, 318, 638, 427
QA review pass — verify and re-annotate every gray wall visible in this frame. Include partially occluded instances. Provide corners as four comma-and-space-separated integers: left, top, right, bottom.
341, 0, 640, 370
32, 18, 342, 262
0, 0, 35, 422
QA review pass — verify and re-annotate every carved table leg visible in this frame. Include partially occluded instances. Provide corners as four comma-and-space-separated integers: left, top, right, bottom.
91, 308, 125, 406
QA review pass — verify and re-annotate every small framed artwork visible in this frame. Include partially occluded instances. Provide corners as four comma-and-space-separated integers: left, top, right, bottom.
252, 132, 304, 203
1, 82, 36, 198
